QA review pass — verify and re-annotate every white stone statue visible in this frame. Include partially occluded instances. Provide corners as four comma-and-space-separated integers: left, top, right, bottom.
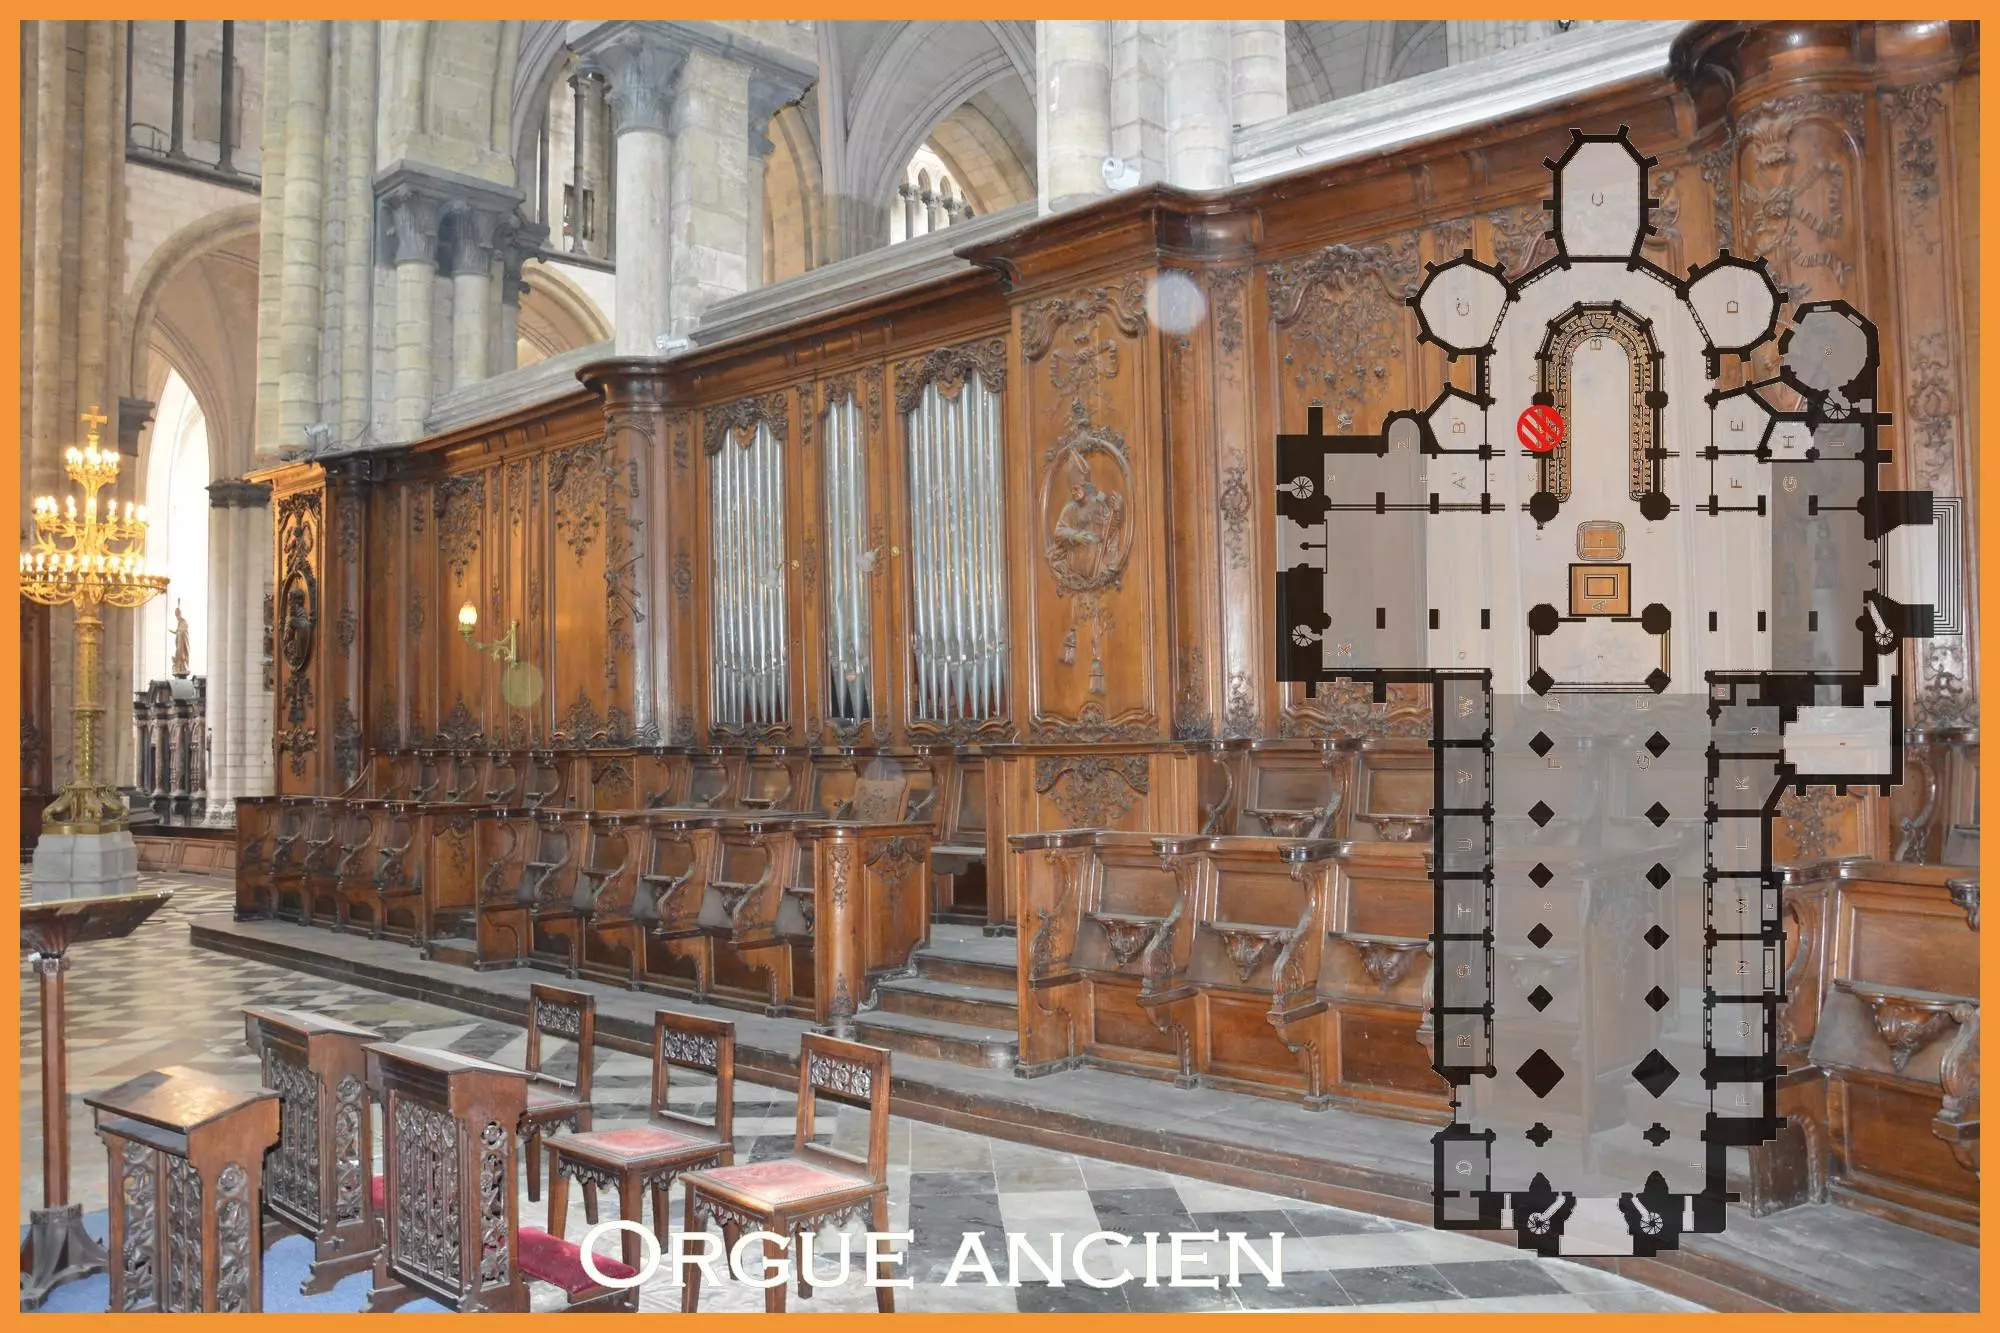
171, 601, 191, 679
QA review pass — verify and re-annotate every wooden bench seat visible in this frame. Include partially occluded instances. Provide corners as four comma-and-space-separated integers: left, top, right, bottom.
1010, 826, 1445, 1116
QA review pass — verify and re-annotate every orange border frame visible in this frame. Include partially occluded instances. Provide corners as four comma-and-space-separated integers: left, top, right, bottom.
2, 7, 1991, 1328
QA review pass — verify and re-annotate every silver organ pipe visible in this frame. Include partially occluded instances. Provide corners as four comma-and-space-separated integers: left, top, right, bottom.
710, 423, 787, 728
906, 373, 1007, 725
823, 396, 872, 723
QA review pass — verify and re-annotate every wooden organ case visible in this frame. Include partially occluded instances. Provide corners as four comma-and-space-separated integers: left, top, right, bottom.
243, 21, 1979, 1241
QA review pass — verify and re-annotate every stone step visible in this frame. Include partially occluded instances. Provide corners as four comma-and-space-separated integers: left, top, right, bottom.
850, 1007, 1019, 1071
871, 974, 1018, 1030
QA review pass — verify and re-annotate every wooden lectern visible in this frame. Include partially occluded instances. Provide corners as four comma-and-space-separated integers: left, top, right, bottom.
242, 1007, 384, 1292
19, 889, 173, 1310
363, 1042, 531, 1313
84, 1066, 282, 1312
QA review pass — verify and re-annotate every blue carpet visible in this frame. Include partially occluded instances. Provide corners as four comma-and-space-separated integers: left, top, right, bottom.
24, 1212, 448, 1312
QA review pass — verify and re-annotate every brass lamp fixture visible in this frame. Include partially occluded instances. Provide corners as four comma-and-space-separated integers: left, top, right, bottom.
457, 600, 544, 708
19, 409, 170, 833
457, 600, 519, 665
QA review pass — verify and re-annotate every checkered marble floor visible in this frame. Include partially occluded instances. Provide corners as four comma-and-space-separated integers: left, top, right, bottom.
20, 874, 1699, 1312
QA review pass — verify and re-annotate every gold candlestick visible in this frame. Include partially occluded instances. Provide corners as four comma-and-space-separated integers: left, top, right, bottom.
19, 409, 170, 833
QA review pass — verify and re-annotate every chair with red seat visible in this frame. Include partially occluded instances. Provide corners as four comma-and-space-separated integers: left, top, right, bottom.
517, 985, 597, 1207
543, 1012, 736, 1272
678, 1034, 894, 1313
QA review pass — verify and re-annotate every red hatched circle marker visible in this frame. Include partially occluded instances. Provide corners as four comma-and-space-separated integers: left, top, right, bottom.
1517, 404, 1565, 455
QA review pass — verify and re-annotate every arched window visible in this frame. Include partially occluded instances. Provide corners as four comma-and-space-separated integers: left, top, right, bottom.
133, 368, 211, 684
522, 51, 615, 269
889, 146, 966, 245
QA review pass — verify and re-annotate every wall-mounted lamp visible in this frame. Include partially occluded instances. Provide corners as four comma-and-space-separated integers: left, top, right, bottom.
458, 601, 519, 666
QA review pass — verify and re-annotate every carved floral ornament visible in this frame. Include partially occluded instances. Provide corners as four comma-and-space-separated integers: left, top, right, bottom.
1035, 752, 1150, 828
1264, 237, 1419, 406
894, 339, 1008, 417
549, 441, 610, 560
820, 369, 884, 436
703, 392, 790, 457
1735, 90, 1867, 299
434, 473, 486, 585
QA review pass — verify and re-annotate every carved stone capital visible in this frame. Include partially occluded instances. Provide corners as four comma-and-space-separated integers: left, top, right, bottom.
443, 206, 503, 278
207, 478, 272, 509
583, 29, 687, 137
381, 189, 444, 267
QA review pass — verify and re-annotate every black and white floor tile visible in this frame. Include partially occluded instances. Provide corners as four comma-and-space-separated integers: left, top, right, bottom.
20, 875, 1699, 1313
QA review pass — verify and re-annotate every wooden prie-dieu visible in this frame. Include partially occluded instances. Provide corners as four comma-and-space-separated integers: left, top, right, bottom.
237, 22, 1979, 1243
242, 1007, 382, 1292
85, 1067, 282, 1313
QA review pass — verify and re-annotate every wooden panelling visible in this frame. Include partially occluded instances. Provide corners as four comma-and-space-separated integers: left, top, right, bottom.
244, 20, 1977, 1237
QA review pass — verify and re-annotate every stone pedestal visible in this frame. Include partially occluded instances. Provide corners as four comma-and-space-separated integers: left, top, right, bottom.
29, 830, 140, 901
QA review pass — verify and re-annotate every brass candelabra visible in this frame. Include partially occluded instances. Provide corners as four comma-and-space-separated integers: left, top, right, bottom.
19, 409, 169, 833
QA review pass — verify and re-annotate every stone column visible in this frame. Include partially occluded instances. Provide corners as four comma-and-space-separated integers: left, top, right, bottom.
75, 23, 117, 453
666, 48, 750, 337
1231, 21, 1288, 129
381, 184, 443, 440
1110, 21, 1166, 189
28, 21, 68, 499
1036, 21, 1114, 213
253, 20, 288, 459
445, 207, 500, 386
584, 31, 684, 354
339, 20, 377, 444
570, 68, 609, 257
203, 479, 272, 820
1164, 21, 1234, 190
278, 21, 331, 454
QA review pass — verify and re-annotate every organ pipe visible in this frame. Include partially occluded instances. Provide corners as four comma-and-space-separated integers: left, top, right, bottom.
710, 423, 787, 727
905, 374, 1006, 724
823, 396, 871, 722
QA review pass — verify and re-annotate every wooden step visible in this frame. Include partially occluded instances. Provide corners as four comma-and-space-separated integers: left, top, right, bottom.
914, 944, 1017, 990
915, 923, 1018, 988
871, 974, 1017, 1030
850, 1008, 1018, 1071
426, 940, 478, 968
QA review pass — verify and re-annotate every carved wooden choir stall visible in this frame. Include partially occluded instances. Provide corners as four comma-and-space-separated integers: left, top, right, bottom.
233, 20, 1979, 1246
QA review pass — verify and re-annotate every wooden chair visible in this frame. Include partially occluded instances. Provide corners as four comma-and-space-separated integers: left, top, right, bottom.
516, 985, 597, 1207
543, 1013, 736, 1269
679, 1035, 893, 1313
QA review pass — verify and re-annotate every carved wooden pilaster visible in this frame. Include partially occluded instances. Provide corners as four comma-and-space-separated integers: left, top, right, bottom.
579, 360, 681, 747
